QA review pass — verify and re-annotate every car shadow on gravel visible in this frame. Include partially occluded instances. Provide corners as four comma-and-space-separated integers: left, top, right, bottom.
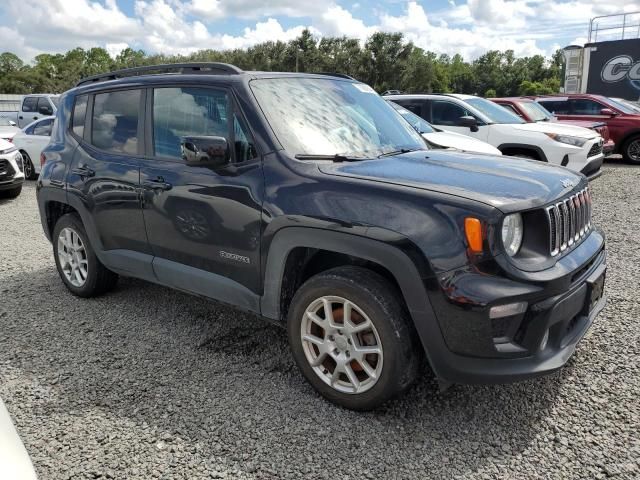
1, 267, 568, 479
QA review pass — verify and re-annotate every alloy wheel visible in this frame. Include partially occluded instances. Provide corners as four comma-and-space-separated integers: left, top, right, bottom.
628, 139, 640, 162
300, 296, 383, 394
57, 227, 89, 287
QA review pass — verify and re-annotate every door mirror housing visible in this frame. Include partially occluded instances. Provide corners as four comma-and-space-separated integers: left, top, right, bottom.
38, 105, 53, 116
181, 136, 230, 168
600, 108, 616, 116
457, 115, 479, 132
8, 120, 16, 127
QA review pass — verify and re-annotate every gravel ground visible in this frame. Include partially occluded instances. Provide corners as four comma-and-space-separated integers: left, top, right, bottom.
1, 164, 639, 480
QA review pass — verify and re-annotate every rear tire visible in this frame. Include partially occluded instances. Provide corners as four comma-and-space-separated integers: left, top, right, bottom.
0, 186, 22, 198
287, 266, 421, 410
622, 135, 640, 165
52, 213, 118, 297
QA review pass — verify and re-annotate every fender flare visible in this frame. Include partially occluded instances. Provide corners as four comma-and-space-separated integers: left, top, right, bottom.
260, 227, 453, 377
497, 143, 548, 162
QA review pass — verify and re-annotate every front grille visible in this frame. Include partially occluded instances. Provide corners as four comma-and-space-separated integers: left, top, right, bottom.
0, 159, 13, 179
587, 142, 603, 158
546, 187, 592, 256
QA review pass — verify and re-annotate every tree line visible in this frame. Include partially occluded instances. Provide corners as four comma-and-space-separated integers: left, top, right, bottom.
0, 30, 562, 97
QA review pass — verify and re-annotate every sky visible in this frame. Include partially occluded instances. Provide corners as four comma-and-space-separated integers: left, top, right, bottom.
0, 0, 638, 62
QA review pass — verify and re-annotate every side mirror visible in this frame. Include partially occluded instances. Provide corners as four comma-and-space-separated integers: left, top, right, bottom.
38, 105, 53, 116
8, 120, 16, 127
457, 115, 479, 132
600, 108, 616, 116
181, 135, 230, 168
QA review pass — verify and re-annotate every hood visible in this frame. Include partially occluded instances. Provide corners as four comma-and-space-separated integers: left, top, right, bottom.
423, 131, 502, 155
513, 121, 599, 138
318, 150, 585, 213
0, 126, 19, 139
0, 138, 13, 151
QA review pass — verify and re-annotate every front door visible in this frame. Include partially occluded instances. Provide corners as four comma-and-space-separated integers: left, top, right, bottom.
139, 86, 263, 309
428, 99, 490, 141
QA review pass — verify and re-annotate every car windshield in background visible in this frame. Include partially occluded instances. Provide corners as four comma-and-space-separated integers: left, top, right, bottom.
466, 97, 525, 124
250, 78, 426, 158
387, 101, 435, 134
519, 101, 553, 121
608, 97, 640, 114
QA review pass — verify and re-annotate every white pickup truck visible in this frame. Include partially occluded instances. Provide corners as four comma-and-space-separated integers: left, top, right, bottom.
0, 94, 59, 128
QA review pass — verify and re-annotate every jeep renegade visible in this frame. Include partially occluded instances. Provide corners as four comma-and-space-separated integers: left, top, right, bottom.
37, 64, 607, 410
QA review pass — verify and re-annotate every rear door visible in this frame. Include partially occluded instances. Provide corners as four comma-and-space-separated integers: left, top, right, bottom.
139, 85, 263, 310
66, 89, 152, 275
20, 117, 54, 174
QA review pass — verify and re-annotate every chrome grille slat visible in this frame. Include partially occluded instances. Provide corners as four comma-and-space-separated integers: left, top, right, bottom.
546, 187, 592, 257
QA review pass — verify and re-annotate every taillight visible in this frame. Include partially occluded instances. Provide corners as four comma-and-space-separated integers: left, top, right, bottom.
40, 153, 47, 167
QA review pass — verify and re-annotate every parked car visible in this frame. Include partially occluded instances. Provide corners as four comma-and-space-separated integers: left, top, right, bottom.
385, 93, 605, 179
37, 64, 607, 410
387, 101, 502, 155
382, 89, 402, 96
532, 94, 640, 164
490, 97, 615, 155
0, 138, 25, 198
0, 117, 20, 142
1, 94, 59, 128
0, 398, 38, 480
11, 116, 55, 179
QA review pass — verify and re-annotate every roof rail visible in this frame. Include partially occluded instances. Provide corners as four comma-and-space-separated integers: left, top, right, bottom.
76, 63, 243, 87
313, 72, 356, 80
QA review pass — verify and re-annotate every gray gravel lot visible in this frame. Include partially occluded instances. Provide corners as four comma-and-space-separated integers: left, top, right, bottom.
1, 164, 639, 479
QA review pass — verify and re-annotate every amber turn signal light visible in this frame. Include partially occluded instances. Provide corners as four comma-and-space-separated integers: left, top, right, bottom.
464, 217, 484, 253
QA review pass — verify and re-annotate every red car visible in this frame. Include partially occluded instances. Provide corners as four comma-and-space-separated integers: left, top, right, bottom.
491, 97, 615, 156
530, 94, 640, 164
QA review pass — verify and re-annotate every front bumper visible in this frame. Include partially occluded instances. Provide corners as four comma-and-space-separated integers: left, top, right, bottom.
422, 231, 606, 384
603, 139, 615, 156
0, 153, 24, 190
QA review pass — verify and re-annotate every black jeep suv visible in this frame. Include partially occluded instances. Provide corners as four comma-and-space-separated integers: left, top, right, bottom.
37, 63, 607, 410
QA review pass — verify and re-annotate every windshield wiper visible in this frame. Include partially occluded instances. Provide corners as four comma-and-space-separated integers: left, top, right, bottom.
295, 154, 367, 162
377, 148, 422, 158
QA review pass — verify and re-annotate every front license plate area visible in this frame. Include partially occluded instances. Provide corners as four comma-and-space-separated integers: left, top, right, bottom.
587, 271, 605, 313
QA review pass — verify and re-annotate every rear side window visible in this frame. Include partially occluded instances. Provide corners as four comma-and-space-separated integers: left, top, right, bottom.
72, 95, 88, 138
538, 100, 569, 115
36, 97, 53, 115
22, 97, 37, 112
91, 90, 141, 155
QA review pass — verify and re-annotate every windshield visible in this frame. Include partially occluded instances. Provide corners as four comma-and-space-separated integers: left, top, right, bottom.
608, 97, 640, 114
0, 118, 14, 126
250, 78, 426, 158
466, 97, 525, 124
50, 96, 60, 108
519, 101, 553, 121
387, 101, 435, 134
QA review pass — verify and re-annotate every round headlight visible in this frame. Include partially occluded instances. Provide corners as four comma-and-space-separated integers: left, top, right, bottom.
501, 213, 523, 256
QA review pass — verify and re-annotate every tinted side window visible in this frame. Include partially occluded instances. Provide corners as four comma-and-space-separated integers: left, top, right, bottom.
538, 100, 569, 114
92, 90, 141, 155
33, 118, 54, 136
22, 97, 37, 112
431, 100, 468, 126
36, 97, 53, 115
72, 95, 88, 138
570, 99, 605, 115
392, 100, 424, 119
153, 87, 229, 159
233, 113, 257, 162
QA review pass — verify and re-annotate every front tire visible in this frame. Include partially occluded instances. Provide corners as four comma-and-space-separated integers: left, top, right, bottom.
622, 135, 640, 165
52, 213, 118, 297
287, 266, 421, 410
20, 151, 37, 180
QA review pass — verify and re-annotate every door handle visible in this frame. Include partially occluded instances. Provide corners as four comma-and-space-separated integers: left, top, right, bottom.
18, 116, 23, 119
33, 116, 38, 120
71, 165, 95, 178
143, 178, 172, 191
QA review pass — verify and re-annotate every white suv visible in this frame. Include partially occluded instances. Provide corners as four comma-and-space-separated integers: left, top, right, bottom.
385, 93, 604, 178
